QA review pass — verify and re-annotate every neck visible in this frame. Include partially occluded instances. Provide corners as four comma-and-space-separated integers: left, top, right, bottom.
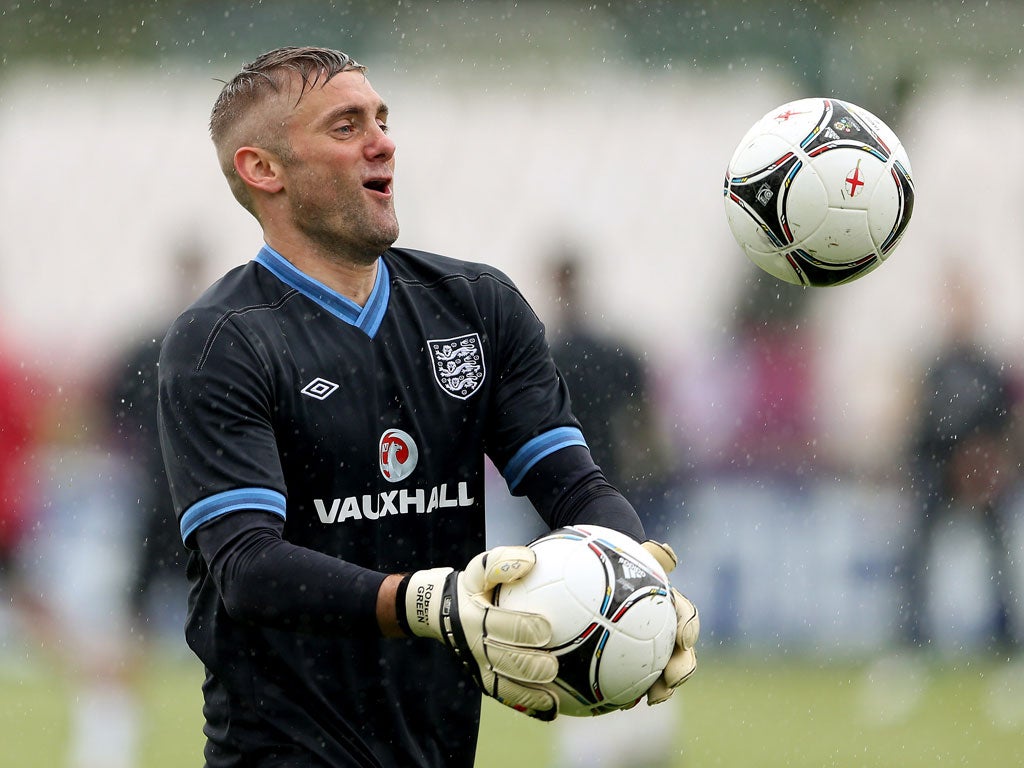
266, 237, 381, 307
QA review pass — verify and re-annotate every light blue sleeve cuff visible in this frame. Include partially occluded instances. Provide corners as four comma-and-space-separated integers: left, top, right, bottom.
503, 426, 588, 492
180, 487, 287, 543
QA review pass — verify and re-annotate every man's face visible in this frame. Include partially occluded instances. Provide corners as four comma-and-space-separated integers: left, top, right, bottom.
277, 69, 398, 264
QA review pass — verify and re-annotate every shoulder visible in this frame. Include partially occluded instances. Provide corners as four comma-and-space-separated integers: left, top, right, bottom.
385, 247, 520, 294
161, 261, 296, 372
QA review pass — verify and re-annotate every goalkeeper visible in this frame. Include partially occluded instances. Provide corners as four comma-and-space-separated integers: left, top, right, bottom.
158, 46, 698, 768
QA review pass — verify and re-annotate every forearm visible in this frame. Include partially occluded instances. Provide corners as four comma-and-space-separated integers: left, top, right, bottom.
515, 444, 646, 541
195, 510, 387, 636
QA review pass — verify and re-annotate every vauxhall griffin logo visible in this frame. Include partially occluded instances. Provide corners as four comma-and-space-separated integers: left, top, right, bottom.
380, 428, 418, 482
428, 333, 485, 400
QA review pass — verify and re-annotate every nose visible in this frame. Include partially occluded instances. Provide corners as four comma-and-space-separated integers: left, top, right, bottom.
366, 123, 396, 161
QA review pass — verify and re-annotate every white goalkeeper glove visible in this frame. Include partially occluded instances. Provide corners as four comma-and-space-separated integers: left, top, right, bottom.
641, 540, 700, 705
400, 546, 560, 720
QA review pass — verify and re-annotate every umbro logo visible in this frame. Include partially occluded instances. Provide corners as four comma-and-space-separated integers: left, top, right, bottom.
301, 377, 339, 400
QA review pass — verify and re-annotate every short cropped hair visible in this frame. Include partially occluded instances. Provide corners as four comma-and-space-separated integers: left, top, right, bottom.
209, 46, 367, 214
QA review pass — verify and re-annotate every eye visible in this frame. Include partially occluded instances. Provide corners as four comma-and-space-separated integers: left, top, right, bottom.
377, 120, 390, 134
333, 123, 355, 136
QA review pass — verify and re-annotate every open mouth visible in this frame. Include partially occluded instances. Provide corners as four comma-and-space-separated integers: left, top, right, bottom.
363, 178, 391, 194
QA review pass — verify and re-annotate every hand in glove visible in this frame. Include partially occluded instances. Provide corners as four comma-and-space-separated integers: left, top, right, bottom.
400, 546, 559, 720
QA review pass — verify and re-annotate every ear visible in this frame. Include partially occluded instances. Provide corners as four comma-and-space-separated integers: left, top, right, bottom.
233, 146, 285, 195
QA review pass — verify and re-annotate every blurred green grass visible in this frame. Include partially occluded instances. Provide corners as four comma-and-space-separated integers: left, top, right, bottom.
3, 650, 1023, 767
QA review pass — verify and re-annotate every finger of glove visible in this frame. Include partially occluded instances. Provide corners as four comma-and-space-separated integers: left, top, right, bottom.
646, 646, 697, 706
642, 540, 678, 574
672, 589, 700, 649
474, 596, 553, 647
662, 646, 697, 690
483, 641, 558, 685
464, 546, 537, 593
484, 671, 558, 721
645, 676, 675, 706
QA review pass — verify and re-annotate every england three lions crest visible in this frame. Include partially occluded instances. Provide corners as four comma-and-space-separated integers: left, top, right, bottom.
428, 333, 486, 400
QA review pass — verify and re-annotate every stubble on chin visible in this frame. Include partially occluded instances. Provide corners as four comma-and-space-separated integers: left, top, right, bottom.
294, 199, 399, 267
346, 213, 400, 266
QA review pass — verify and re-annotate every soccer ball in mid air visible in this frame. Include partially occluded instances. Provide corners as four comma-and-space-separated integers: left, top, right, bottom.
494, 524, 677, 717
723, 97, 914, 287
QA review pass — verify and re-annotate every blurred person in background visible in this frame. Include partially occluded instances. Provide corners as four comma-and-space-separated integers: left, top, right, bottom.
0, 323, 50, 651
544, 247, 682, 768
56, 240, 211, 768
104, 241, 206, 645
654, 266, 821, 650
659, 268, 820, 486
717, 271, 819, 481
51, 241, 210, 768
902, 270, 1021, 652
546, 247, 678, 543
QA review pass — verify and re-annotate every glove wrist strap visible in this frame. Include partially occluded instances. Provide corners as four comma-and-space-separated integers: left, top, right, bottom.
403, 567, 455, 641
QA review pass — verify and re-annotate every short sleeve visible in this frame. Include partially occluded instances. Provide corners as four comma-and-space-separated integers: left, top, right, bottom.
482, 275, 584, 490
158, 309, 287, 547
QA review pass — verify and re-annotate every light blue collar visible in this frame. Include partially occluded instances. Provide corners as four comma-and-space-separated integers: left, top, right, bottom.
254, 245, 390, 338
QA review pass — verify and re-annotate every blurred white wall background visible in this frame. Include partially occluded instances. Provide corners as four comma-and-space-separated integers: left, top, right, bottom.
4, 60, 1024, 471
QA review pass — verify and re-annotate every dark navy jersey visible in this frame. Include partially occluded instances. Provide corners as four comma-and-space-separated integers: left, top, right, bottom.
158, 244, 596, 767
